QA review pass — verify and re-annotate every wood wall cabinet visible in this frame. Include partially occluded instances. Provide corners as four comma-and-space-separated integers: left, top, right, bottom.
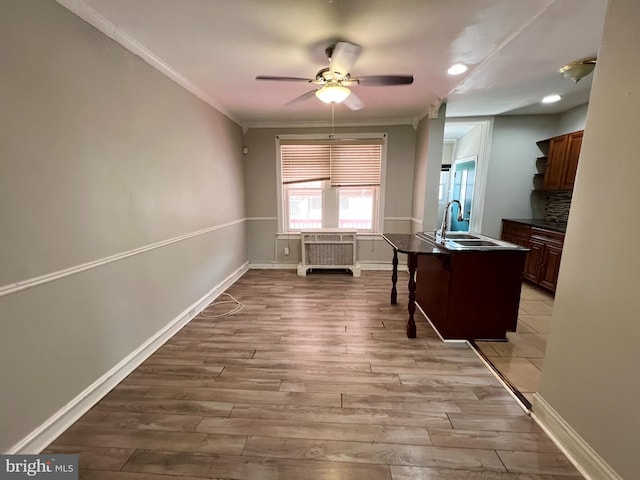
501, 220, 565, 293
536, 130, 583, 191
561, 131, 583, 189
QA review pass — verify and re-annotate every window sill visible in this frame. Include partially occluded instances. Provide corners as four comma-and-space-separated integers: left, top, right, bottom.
276, 231, 383, 239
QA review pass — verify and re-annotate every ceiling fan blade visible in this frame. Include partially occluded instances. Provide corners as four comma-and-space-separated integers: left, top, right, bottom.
256, 75, 313, 82
354, 75, 414, 86
329, 42, 362, 77
285, 89, 318, 106
343, 92, 364, 111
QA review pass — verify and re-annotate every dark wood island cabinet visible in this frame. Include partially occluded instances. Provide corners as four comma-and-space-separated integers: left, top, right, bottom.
383, 233, 528, 341
416, 249, 527, 340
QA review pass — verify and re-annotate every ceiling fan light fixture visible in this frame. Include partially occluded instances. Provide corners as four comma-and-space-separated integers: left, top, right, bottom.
315, 83, 351, 104
559, 57, 597, 83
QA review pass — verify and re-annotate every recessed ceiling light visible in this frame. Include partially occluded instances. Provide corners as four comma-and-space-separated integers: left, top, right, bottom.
447, 64, 468, 75
542, 94, 562, 103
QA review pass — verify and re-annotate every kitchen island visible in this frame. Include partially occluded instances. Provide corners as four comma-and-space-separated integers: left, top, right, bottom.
383, 232, 528, 341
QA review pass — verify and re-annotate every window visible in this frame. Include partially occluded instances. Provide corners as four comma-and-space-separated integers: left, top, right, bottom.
338, 187, 376, 229
278, 135, 385, 233
285, 181, 322, 230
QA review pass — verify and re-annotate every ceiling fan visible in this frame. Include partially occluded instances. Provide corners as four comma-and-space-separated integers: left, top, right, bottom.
256, 41, 414, 111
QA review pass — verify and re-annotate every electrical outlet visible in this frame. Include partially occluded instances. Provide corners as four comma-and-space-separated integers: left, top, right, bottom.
284, 247, 290, 255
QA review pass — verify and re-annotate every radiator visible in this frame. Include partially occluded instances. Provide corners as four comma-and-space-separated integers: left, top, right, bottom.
297, 230, 361, 277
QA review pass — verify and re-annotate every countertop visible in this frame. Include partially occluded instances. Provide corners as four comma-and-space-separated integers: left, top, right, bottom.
503, 218, 567, 234
382, 232, 528, 254
381, 233, 449, 255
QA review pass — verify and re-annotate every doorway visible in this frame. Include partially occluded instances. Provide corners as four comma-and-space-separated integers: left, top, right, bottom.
450, 156, 476, 231
442, 119, 493, 233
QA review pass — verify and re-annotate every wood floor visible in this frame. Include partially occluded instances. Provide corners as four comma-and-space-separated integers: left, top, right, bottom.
45, 269, 584, 479
476, 283, 554, 404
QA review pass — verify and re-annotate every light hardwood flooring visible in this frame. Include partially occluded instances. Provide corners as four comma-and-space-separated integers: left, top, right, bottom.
45, 270, 581, 479
475, 283, 554, 404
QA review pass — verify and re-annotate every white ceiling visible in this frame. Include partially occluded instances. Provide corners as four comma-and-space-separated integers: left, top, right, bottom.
58, 0, 607, 128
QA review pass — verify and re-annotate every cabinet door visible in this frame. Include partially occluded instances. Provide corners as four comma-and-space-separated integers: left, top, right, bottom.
539, 244, 563, 292
524, 240, 544, 283
543, 136, 569, 190
561, 131, 583, 190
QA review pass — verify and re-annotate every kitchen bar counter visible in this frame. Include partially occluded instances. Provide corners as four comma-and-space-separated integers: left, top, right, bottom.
381, 233, 450, 256
381, 234, 449, 338
382, 232, 527, 341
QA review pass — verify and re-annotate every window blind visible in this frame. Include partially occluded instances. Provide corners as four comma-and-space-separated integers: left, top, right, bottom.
281, 139, 382, 187
329, 143, 382, 186
281, 144, 331, 184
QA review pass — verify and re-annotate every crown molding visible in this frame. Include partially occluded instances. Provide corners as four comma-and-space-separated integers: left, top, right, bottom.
55, 0, 243, 127
243, 117, 416, 130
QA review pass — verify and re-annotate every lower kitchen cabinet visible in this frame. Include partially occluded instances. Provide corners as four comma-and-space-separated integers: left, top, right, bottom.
501, 220, 565, 293
530, 228, 564, 292
523, 241, 542, 283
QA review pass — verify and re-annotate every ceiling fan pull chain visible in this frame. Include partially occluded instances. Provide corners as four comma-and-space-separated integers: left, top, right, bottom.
331, 103, 335, 139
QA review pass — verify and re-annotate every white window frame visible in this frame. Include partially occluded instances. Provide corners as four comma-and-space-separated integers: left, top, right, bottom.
275, 133, 387, 234
337, 185, 379, 230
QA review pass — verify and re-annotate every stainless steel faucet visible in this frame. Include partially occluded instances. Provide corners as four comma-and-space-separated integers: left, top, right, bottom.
437, 200, 464, 242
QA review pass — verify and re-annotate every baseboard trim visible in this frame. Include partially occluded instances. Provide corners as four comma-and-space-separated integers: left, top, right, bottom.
7, 262, 249, 454
249, 262, 394, 271
360, 262, 394, 270
415, 302, 466, 344
531, 393, 623, 480
249, 263, 298, 270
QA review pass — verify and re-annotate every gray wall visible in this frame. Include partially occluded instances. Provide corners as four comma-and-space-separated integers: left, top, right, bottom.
436, 142, 455, 222
0, 1, 246, 451
538, 1, 640, 477
442, 142, 455, 165
422, 106, 447, 231
453, 125, 482, 161
478, 104, 588, 238
557, 103, 589, 135
243, 125, 416, 266
411, 117, 429, 233
480, 116, 558, 237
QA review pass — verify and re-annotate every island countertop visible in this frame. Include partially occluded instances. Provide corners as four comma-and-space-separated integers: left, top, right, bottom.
381, 233, 450, 255
383, 232, 528, 253
381, 231, 527, 341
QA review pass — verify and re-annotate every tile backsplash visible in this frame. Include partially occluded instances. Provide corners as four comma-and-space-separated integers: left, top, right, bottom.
544, 192, 572, 223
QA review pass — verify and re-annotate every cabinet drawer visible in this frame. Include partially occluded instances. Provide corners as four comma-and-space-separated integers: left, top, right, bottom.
530, 227, 564, 245
501, 221, 531, 240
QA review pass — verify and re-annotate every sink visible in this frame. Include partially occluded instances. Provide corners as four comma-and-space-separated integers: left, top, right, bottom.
441, 233, 482, 239
444, 238, 523, 250
415, 231, 481, 241
416, 231, 525, 251
449, 239, 503, 247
